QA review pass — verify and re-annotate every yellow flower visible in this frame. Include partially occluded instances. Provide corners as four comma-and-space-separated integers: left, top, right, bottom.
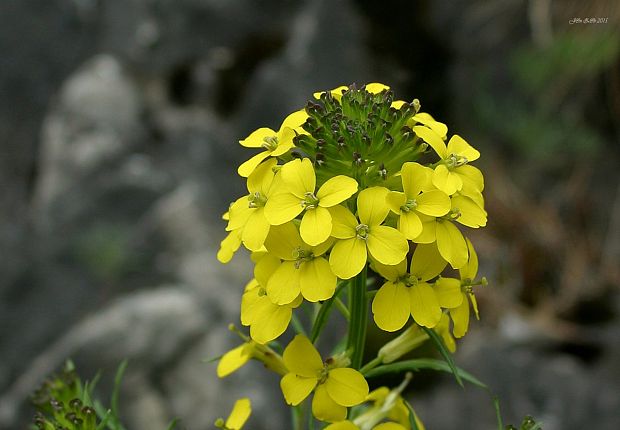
227, 159, 281, 251
280, 335, 369, 423
262, 222, 336, 304
386, 162, 451, 240
450, 238, 482, 338
237, 109, 308, 177
450, 193, 487, 229
314, 85, 349, 101
240, 276, 302, 344
264, 158, 358, 246
215, 398, 251, 430
408, 111, 448, 140
412, 129, 481, 196
371, 243, 447, 330
329, 187, 409, 279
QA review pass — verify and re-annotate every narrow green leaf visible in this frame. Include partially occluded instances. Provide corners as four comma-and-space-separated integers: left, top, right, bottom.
404, 400, 421, 430
494, 396, 503, 430
363, 358, 487, 389
201, 354, 223, 364
165, 418, 180, 430
110, 360, 128, 430
421, 327, 463, 387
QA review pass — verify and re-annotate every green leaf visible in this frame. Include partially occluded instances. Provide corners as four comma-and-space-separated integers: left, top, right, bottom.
165, 418, 180, 430
404, 400, 421, 430
422, 327, 463, 387
110, 360, 128, 430
363, 358, 487, 389
494, 396, 504, 430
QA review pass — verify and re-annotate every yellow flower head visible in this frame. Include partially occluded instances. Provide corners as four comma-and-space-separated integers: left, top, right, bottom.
280, 335, 369, 423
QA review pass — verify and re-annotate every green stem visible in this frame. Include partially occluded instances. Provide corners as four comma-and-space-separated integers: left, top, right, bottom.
359, 356, 383, 375
334, 298, 350, 320
347, 268, 368, 370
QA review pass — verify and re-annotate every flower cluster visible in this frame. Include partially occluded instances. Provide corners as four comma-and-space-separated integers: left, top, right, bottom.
216, 83, 488, 429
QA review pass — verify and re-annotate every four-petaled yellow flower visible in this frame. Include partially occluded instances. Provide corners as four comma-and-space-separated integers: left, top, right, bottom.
386, 162, 451, 240
329, 187, 409, 279
265, 158, 358, 246
324, 421, 407, 430
237, 109, 308, 177
280, 335, 369, 422
263, 222, 336, 304
372, 243, 447, 330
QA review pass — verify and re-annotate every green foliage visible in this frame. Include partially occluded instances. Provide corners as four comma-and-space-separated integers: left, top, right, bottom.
506, 415, 542, 430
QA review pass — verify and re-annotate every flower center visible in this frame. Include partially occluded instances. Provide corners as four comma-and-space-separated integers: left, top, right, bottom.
401, 274, 418, 287
292, 247, 314, 269
400, 198, 418, 213
302, 192, 320, 209
248, 191, 267, 208
356, 224, 370, 240
445, 154, 468, 169
261, 135, 279, 151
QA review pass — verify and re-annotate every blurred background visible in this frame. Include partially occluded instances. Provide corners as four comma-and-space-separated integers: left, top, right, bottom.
1, 0, 619, 429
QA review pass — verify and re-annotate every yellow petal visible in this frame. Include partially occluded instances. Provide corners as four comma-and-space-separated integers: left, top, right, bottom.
317, 175, 358, 207
329, 205, 358, 239
300, 207, 332, 246
239, 127, 276, 148
412, 215, 436, 244
451, 195, 487, 228
248, 296, 292, 344
240, 286, 260, 326
253, 253, 280, 286
372, 282, 411, 332
401, 162, 430, 198
358, 186, 390, 226
367, 226, 408, 265
434, 278, 464, 308
432, 165, 462, 195
241, 209, 270, 251
263, 222, 303, 260
281, 373, 317, 406
323, 421, 359, 430
325, 368, 369, 406
409, 243, 446, 281
391, 100, 406, 109
283, 335, 324, 377
365, 82, 390, 94
409, 282, 442, 328
312, 384, 347, 422
469, 292, 480, 320
271, 127, 296, 156
300, 258, 336, 302
370, 259, 407, 282
227, 196, 254, 231
399, 211, 423, 240
217, 344, 251, 377
435, 221, 468, 269
451, 299, 470, 338
374, 424, 408, 430
446, 135, 480, 162
281, 158, 316, 196
281, 109, 309, 130
247, 158, 277, 194
264, 192, 303, 225
386, 191, 407, 214
456, 164, 484, 192
329, 238, 367, 279
266, 262, 301, 305
411, 112, 448, 139
415, 190, 451, 217
225, 398, 251, 430
217, 229, 242, 263
413, 125, 447, 158
237, 151, 271, 178
314, 86, 348, 101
